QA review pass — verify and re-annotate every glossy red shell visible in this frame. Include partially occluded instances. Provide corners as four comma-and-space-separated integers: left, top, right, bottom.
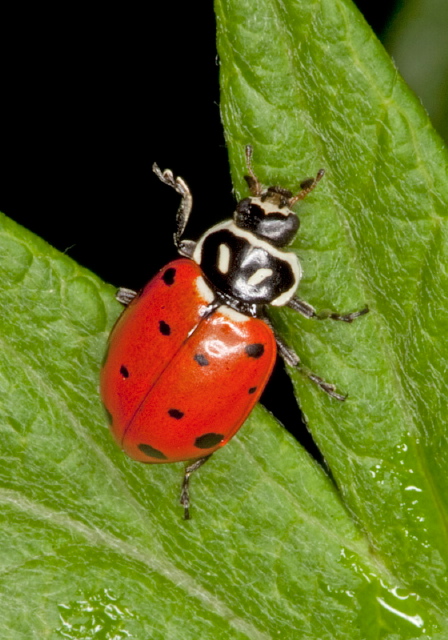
100, 258, 277, 463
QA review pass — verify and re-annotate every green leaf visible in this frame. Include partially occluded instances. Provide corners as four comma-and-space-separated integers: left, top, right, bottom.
1, 1, 448, 639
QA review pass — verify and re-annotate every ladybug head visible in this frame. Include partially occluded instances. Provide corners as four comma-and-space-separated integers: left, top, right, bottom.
233, 145, 324, 247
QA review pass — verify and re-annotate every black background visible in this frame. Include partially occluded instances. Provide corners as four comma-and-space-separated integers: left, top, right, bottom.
0, 3, 399, 458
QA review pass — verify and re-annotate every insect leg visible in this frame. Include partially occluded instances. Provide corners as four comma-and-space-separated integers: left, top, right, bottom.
263, 315, 346, 401
180, 455, 212, 520
116, 288, 138, 306
152, 162, 193, 249
287, 296, 369, 323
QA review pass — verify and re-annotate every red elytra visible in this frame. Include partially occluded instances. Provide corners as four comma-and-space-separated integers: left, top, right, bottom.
100, 258, 277, 464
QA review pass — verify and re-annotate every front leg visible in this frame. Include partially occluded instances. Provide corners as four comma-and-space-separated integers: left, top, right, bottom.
152, 163, 193, 249
288, 296, 369, 323
177, 239, 196, 259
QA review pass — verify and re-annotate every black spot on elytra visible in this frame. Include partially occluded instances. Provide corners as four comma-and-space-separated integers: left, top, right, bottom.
168, 408, 184, 420
194, 353, 209, 366
120, 365, 129, 378
245, 343, 264, 359
138, 443, 168, 460
162, 268, 176, 286
159, 320, 171, 336
194, 433, 224, 449
248, 386, 257, 394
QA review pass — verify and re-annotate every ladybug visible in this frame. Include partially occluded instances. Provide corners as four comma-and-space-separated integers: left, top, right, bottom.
100, 146, 368, 519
